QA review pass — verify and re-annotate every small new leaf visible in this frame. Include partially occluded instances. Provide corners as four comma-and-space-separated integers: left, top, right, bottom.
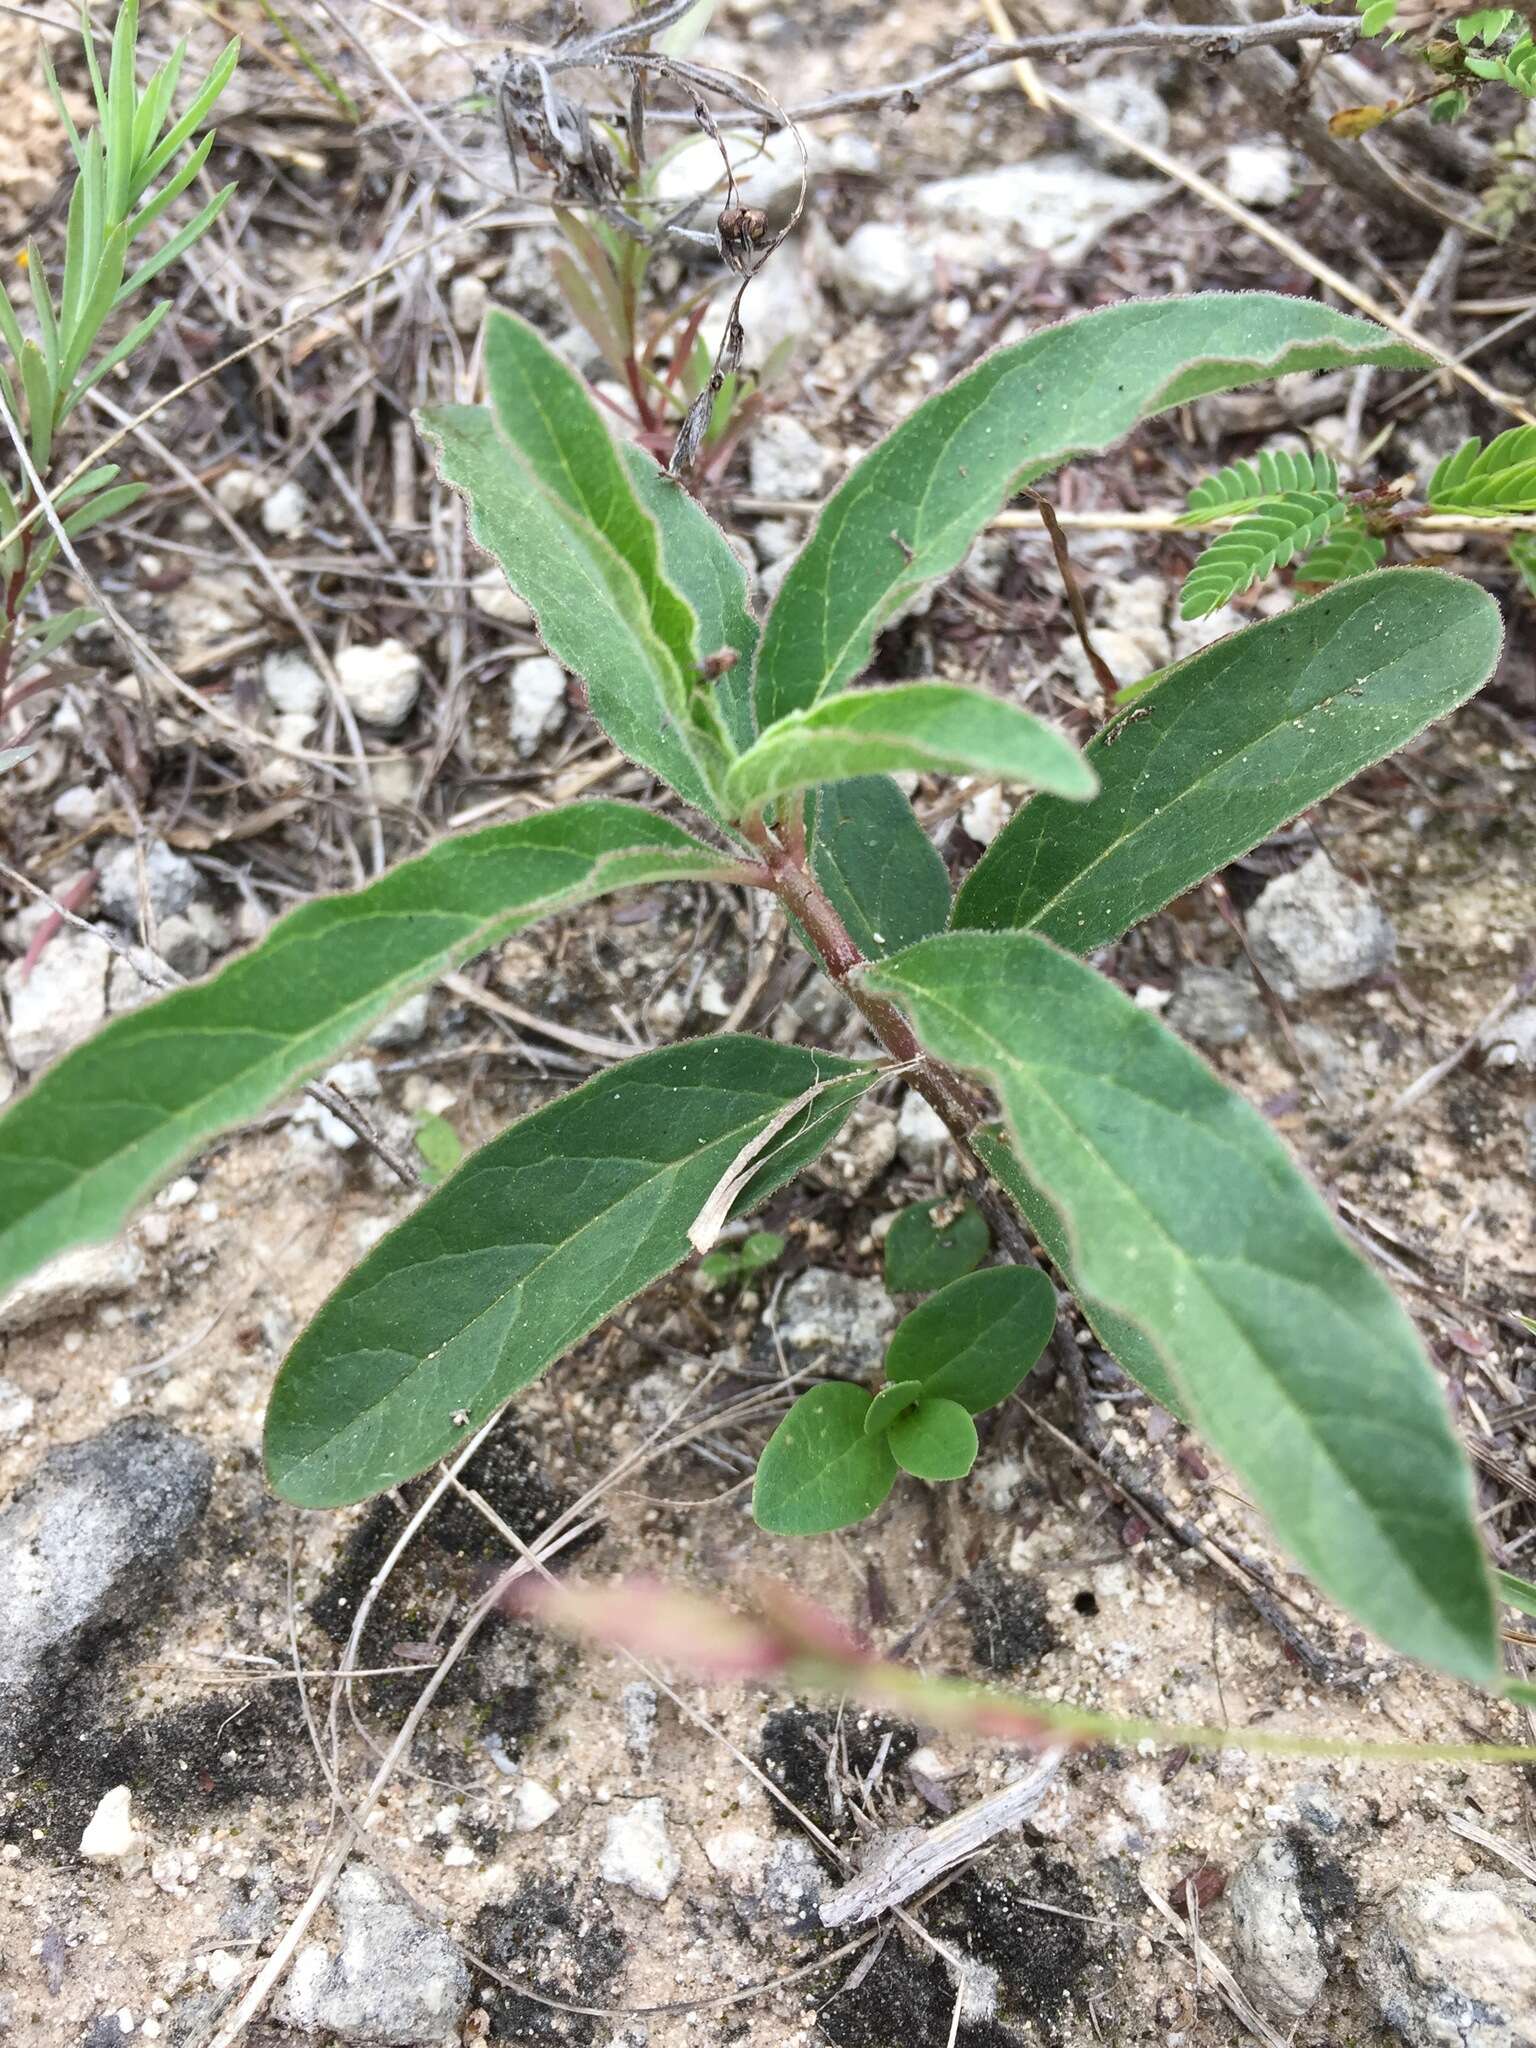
885, 1265, 1057, 1414
888, 1398, 978, 1481
723, 683, 1096, 817
864, 1380, 925, 1437
754, 1383, 898, 1535
884, 1199, 990, 1294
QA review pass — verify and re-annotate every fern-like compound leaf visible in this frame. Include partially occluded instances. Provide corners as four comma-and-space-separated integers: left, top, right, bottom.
1184, 446, 1338, 520
1180, 492, 1348, 619
1294, 512, 1387, 588
1428, 426, 1536, 510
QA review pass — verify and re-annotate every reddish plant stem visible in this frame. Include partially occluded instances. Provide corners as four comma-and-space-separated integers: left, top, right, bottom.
0, 516, 36, 714
743, 813, 990, 1168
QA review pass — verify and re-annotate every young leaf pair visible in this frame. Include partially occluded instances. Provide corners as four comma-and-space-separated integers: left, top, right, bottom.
0, 289, 1507, 1690
753, 1265, 1057, 1534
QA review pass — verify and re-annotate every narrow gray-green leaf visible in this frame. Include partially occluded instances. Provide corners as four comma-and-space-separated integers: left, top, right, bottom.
888, 1398, 977, 1481
419, 312, 730, 823
0, 802, 740, 1302
865, 931, 1497, 1681
885, 1264, 1056, 1414
809, 776, 951, 962
953, 571, 1502, 952
753, 1382, 897, 1535
724, 683, 1095, 816
269, 1040, 867, 1506
1497, 1569, 1536, 1619
755, 294, 1427, 728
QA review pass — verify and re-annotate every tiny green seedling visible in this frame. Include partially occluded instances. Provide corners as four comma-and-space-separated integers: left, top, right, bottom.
413, 1111, 463, 1188
753, 1264, 1057, 1534
884, 1196, 989, 1293
698, 1228, 785, 1290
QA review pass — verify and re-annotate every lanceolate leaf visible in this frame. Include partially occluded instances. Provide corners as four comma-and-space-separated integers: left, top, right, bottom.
753, 1381, 897, 1535
0, 803, 740, 1302
808, 777, 951, 962
269, 1038, 868, 1507
953, 571, 1502, 954
723, 683, 1096, 816
419, 312, 731, 822
885, 1265, 1057, 1413
754, 294, 1427, 728
864, 932, 1498, 1681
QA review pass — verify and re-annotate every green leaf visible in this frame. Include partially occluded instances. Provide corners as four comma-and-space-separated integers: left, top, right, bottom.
753, 1382, 897, 1535
1456, 6, 1513, 38
118, 182, 236, 302
864, 931, 1498, 1681
0, 803, 741, 1302
884, 1265, 1057, 1413
1497, 1569, 1536, 1619
6, 605, 98, 681
1185, 446, 1339, 518
413, 1111, 462, 1187
1428, 427, 1536, 512
888, 1398, 978, 1481
808, 777, 951, 962
952, 571, 1502, 954
19, 340, 56, 468
1295, 511, 1386, 588
63, 480, 146, 540
884, 1198, 990, 1293
1509, 534, 1536, 598
1360, 0, 1397, 33
135, 37, 240, 192
738, 1228, 786, 1272
974, 1126, 1186, 1418
864, 1380, 924, 1436
723, 682, 1096, 817
753, 293, 1428, 728
1179, 492, 1347, 619
621, 443, 759, 750
419, 312, 732, 823
271, 1040, 865, 1506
